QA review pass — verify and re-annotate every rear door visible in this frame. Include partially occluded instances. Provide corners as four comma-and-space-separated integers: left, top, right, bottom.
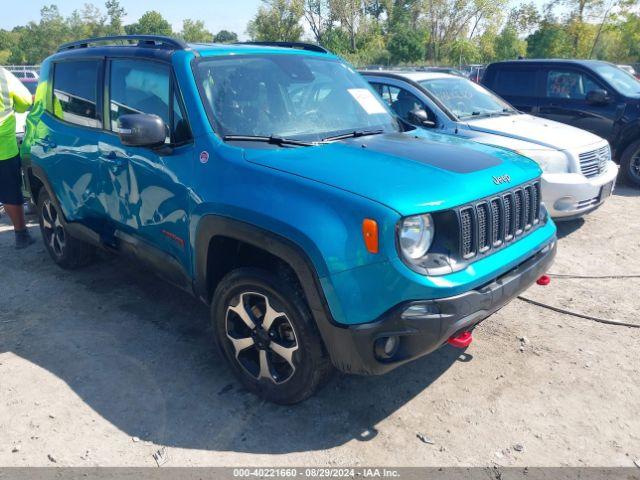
538, 66, 618, 142
483, 65, 541, 113
98, 57, 194, 279
33, 58, 108, 233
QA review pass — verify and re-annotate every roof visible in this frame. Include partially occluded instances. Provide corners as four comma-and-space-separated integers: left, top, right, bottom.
191, 43, 335, 59
51, 36, 334, 62
359, 70, 458, 82
488, 59, 611, 67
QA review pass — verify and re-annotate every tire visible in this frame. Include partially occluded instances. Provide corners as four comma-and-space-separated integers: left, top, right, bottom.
620, 140, 640, 187
37, 190, 95, 269
212, 267, 333, 404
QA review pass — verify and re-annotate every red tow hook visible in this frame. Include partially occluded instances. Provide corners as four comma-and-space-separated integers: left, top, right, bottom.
536, 275, 551, 286
448, 331, 473, 348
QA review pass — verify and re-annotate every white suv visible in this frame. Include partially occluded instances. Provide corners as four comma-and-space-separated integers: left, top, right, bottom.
362, 70, 619, 220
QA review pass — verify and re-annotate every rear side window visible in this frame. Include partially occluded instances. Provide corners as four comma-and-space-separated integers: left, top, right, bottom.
109, 59, 191, 144
491, 68, 537, 96
52, 61, 101, 128
546, 70, 600, 99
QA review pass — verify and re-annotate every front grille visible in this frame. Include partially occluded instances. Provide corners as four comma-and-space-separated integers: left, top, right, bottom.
458, 181, 542, 259
579, 145, 609, 178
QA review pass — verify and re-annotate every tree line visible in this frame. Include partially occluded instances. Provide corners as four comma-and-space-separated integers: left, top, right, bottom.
1, 0, 638, 67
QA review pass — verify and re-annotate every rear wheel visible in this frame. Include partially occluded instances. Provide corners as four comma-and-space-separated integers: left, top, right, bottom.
620, 140, 640, 187
37, 190, 95, 269
212, 268, 332, 404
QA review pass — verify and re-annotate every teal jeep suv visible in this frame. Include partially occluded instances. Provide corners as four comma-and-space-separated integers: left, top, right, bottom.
21, 36, 556, 403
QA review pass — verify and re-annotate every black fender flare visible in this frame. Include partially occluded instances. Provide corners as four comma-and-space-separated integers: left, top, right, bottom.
193, 215, 367, 371
193, 214, 341, 326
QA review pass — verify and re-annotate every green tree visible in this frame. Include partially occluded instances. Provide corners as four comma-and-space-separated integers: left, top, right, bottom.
68, 3, 107, 38
493, 25, 526, 60
213, 30, 239, 43
387, 27, 423, 63
446, 38, 482, 65
247, 0, 305, 42
105, 0, 126, 35
526, 20, 573, 58
181, 19, 212, 42
125, 11, 173, 36
16, 5, 71, 64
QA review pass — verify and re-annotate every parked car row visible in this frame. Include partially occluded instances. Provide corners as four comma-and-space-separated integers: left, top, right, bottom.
362, 69, 618, 220
480, 60, 640, 187
18, 37, 634, 404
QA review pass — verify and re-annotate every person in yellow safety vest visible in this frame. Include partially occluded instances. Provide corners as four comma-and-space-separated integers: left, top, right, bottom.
0, 66, 34, 249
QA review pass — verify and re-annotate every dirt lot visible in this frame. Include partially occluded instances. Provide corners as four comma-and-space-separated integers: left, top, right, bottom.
1, 186, 639, 468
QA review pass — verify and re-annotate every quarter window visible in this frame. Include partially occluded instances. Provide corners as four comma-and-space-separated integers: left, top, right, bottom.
52, 61, 101, 128
546, 70, 600, 99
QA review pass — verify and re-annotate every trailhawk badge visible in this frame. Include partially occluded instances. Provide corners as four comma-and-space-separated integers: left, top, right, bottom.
492, 174, 511, 185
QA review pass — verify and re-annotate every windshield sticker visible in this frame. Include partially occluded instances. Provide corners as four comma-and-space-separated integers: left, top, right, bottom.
348, 88, 387, 115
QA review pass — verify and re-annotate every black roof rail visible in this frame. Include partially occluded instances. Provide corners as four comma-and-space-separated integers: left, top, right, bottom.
57, 35, 189, 52
237, 41, 329, 54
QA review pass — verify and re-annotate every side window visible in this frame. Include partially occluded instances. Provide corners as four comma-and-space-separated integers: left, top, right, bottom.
492, 68, 537, 97
52, 61, 100, 128
546, 70, 601, 100
110, 60, 170, 132
387, 86, 425, 122
110, 60, 191, 144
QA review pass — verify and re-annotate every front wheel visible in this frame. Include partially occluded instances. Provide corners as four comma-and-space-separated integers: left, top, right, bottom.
620, 140, 640, 187
37, 190, 95, 269
212, 268, 332, 404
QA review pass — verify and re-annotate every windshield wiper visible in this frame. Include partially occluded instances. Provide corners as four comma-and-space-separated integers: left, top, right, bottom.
223, 135, 318, 147
322, 128, 385, 142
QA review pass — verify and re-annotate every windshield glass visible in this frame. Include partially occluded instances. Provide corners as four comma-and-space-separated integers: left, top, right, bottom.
196, 54, 400, 141
419, 76, 515, 120
592, 63, 640, 97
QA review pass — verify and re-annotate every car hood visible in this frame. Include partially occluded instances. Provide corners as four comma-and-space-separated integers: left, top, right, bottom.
243, 131, 541, 216
466, 114, 604, 151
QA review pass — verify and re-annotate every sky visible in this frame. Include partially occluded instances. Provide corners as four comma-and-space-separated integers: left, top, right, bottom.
3, 0, 263, 38
7, 0, 552, 37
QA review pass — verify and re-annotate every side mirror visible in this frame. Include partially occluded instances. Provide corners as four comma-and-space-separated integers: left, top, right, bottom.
408, 108, 436, 128
586, 89, 609, 105
117, 114, 166, 148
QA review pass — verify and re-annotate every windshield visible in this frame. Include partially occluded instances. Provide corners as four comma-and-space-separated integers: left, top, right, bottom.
592, 63, 640, 97
419, 76, 516, 120
195, 54, 400, 142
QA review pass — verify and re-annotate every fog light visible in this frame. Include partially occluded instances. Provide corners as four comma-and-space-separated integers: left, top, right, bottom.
374, 335, 400, 360
554, 196, 575, 211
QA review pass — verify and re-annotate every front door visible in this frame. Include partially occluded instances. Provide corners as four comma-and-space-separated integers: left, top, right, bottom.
98, 58, 194, 277
538, 67, 618, 143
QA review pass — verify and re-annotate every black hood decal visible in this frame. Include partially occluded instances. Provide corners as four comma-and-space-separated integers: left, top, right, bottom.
340, 133, 503, 173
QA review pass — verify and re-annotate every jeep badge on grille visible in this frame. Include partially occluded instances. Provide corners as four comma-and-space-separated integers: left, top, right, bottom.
492, 174, 511, 185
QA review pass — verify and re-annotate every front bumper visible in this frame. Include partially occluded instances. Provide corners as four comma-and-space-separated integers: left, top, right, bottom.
542, 161, 618, 220
323, 238, 557, 375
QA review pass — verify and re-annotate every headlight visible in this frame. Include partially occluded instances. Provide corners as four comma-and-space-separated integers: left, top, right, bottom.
398, 214, 434, 262
519, 149, 570, 174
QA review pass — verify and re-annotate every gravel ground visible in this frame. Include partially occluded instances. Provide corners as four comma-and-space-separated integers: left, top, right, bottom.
0, 186, 639, 468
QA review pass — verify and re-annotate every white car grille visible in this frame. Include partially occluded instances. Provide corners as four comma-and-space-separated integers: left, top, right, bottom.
579, 145, 610, 178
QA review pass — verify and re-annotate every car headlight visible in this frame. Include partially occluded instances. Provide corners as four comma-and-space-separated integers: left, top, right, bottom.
398, 214, 434, 262
519, 149, 570, 174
